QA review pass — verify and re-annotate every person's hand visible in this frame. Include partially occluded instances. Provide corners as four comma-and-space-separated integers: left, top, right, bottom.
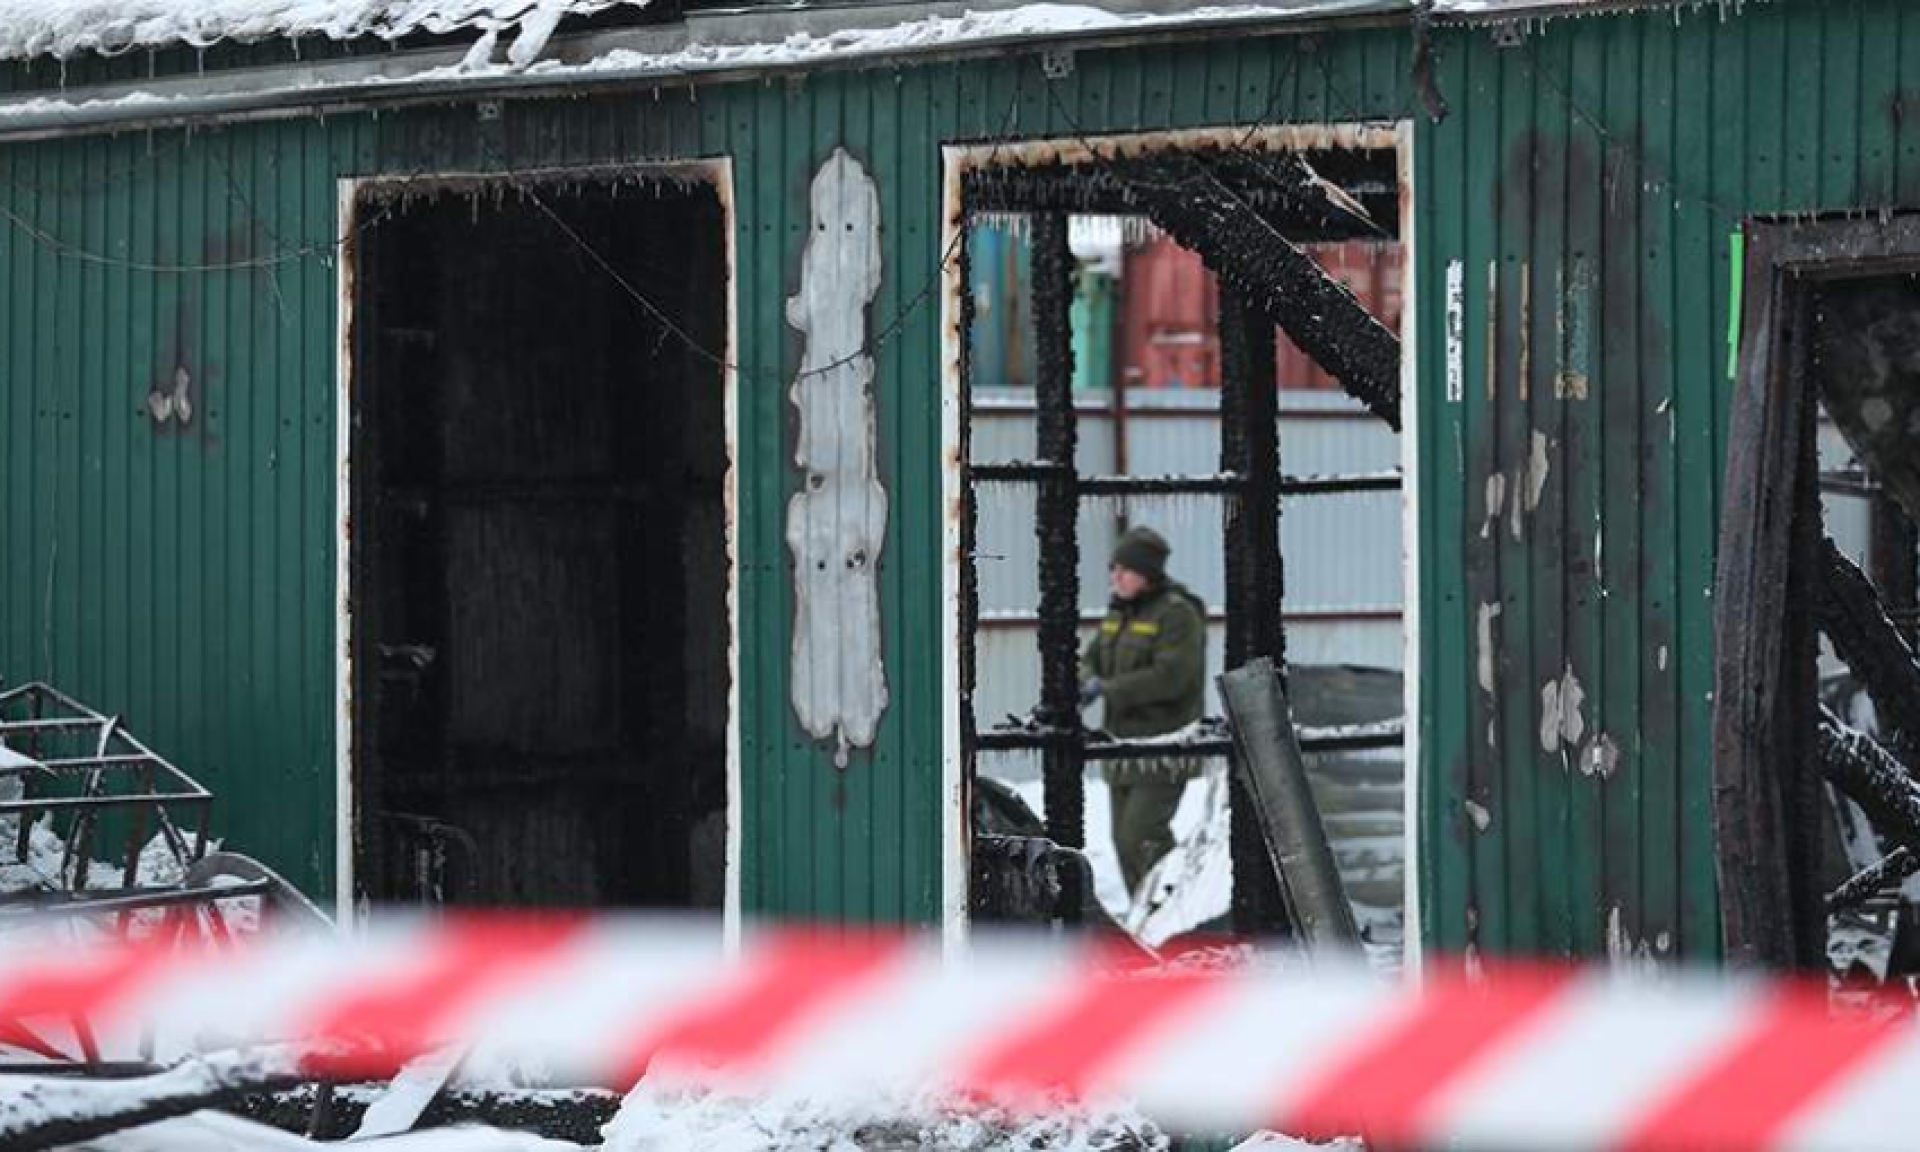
1079, 678, 1103, 708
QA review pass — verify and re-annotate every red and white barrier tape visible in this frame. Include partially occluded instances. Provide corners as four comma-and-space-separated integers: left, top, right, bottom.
1, 917, 1916, 1151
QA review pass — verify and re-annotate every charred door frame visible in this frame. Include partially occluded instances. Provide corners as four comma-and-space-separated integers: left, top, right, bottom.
936, 123, 1417, 951
333, 160, 742, 935
1715, 215, 1920, 968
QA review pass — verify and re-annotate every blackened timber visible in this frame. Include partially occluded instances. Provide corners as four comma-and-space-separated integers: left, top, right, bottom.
1031, 214, 1085, 895
1138, 176, 1401, 430
976, 726, 1400, 757
1712, 232, 1827, 971
1220, 289, 1290, 937
1871, 493, 1920, 646
969, 467, 1400, 497
958, 150, 1399, 242
1828, 847, 1920, 914
959, 228, 981, 770
1820, 709, 1920, 865
1815, 535, 1920, 767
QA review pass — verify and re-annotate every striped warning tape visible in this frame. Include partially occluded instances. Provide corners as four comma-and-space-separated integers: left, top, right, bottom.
0, 916, 1915, 1151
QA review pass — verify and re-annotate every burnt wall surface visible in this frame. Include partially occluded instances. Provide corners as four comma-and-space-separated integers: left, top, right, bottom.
7, 0, 1920, 952
352, 183, 729, 908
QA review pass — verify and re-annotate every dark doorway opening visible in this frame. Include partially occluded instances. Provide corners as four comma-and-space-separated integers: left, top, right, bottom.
349, 172, 730, 911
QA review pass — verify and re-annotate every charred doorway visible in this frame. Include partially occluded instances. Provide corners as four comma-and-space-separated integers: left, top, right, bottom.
346, 171, 731, 911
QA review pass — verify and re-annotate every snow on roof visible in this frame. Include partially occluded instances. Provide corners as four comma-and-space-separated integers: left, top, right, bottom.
0, 0, 645, 64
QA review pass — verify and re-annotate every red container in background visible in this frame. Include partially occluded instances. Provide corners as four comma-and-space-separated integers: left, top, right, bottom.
1117, 237, 1402, 392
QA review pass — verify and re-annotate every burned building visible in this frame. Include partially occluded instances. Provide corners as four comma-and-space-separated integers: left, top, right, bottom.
5, 0, 1920, 972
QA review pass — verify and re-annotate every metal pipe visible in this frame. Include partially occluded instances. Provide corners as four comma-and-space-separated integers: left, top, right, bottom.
1218, 658, 1360, 956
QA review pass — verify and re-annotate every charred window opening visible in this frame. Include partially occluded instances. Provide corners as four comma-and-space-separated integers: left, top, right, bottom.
957, 138, 1407, 953
348, 173, 730, 911
1717, 218, 1920, 975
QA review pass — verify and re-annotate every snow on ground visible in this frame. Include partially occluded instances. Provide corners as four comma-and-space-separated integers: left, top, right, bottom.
1011, 766, 1402, 972
77, 1110, 583, 1151
1228, 1135, 1362, 1152
600, 1082, 1169, 1152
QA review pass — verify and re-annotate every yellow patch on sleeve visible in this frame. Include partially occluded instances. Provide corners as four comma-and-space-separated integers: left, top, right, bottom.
1127, 621, 1161, 637
1100, 619, 1121, 635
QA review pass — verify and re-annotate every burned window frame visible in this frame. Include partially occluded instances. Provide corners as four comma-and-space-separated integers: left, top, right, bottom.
940, 125, 1410, 937
1715, 215, 1920, 969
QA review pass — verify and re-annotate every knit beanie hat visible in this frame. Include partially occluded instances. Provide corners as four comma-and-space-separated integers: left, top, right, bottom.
1110, 526, 1170, 583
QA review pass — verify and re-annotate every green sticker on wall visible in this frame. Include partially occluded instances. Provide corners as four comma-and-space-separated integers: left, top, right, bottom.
1727, 228, 1745, 383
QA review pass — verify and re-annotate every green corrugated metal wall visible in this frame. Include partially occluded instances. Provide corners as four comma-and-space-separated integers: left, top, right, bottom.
1417, 0, 1920, 963
0, 26, 1411, 918
4, 0, 1916, 952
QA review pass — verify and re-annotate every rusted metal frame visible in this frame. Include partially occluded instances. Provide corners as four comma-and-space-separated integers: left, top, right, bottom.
0, 793, 209, 814
1815, 536, 1920, 766
1219, 289, 1290, 936
0, 878, 274, 913
65, 716, 122, 896
0, 717, 114, 734
1030, 213, 1086, 924
0, 754, 172, 777
1136, 172, 1401, 431
12, 689, 43, 863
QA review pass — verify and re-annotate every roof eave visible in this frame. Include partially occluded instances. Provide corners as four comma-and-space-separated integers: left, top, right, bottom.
0, 0, 1410, 144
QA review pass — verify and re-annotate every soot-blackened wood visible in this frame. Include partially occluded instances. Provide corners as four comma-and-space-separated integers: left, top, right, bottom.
1031, 215, 1085, 902
1713, 241, 1826, 972
1820, 709, 1920, 860
1816, 535, 1920, 768
1220, 290, 1290, 936
1871, 493, 1920, 646
959, 150, 1397, 242
1139, 177, 1401, 430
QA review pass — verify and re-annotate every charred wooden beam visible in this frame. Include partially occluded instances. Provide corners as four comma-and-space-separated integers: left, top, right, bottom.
1820, 709, 1920, 862
1030, 215, 1085, 905
1815, 535, 1920, 765
960, 149, 1397, 241
1828, 847, 1920, 915
1220, 289, 1291, 936
1713, 239, 1827, 972
1136, 172, 1401, 430
1871, 492, 1920, 646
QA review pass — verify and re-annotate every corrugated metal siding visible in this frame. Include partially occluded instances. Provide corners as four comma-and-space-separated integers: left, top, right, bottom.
0, 30, 1414, 920
1416, 0, 1920, 963
29, 0, 1909, 950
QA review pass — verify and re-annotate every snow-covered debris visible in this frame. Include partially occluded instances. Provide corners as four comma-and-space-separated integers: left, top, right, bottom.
1228, 1135, 1363, 1152
0, 0, 642, 64
0, 1045, 308, 1150
77, 1110, 583, 1151
601, 1081, 1168, 1152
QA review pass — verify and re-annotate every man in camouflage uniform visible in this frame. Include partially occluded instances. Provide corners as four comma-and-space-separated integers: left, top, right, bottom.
1079, 526, 1206, 897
